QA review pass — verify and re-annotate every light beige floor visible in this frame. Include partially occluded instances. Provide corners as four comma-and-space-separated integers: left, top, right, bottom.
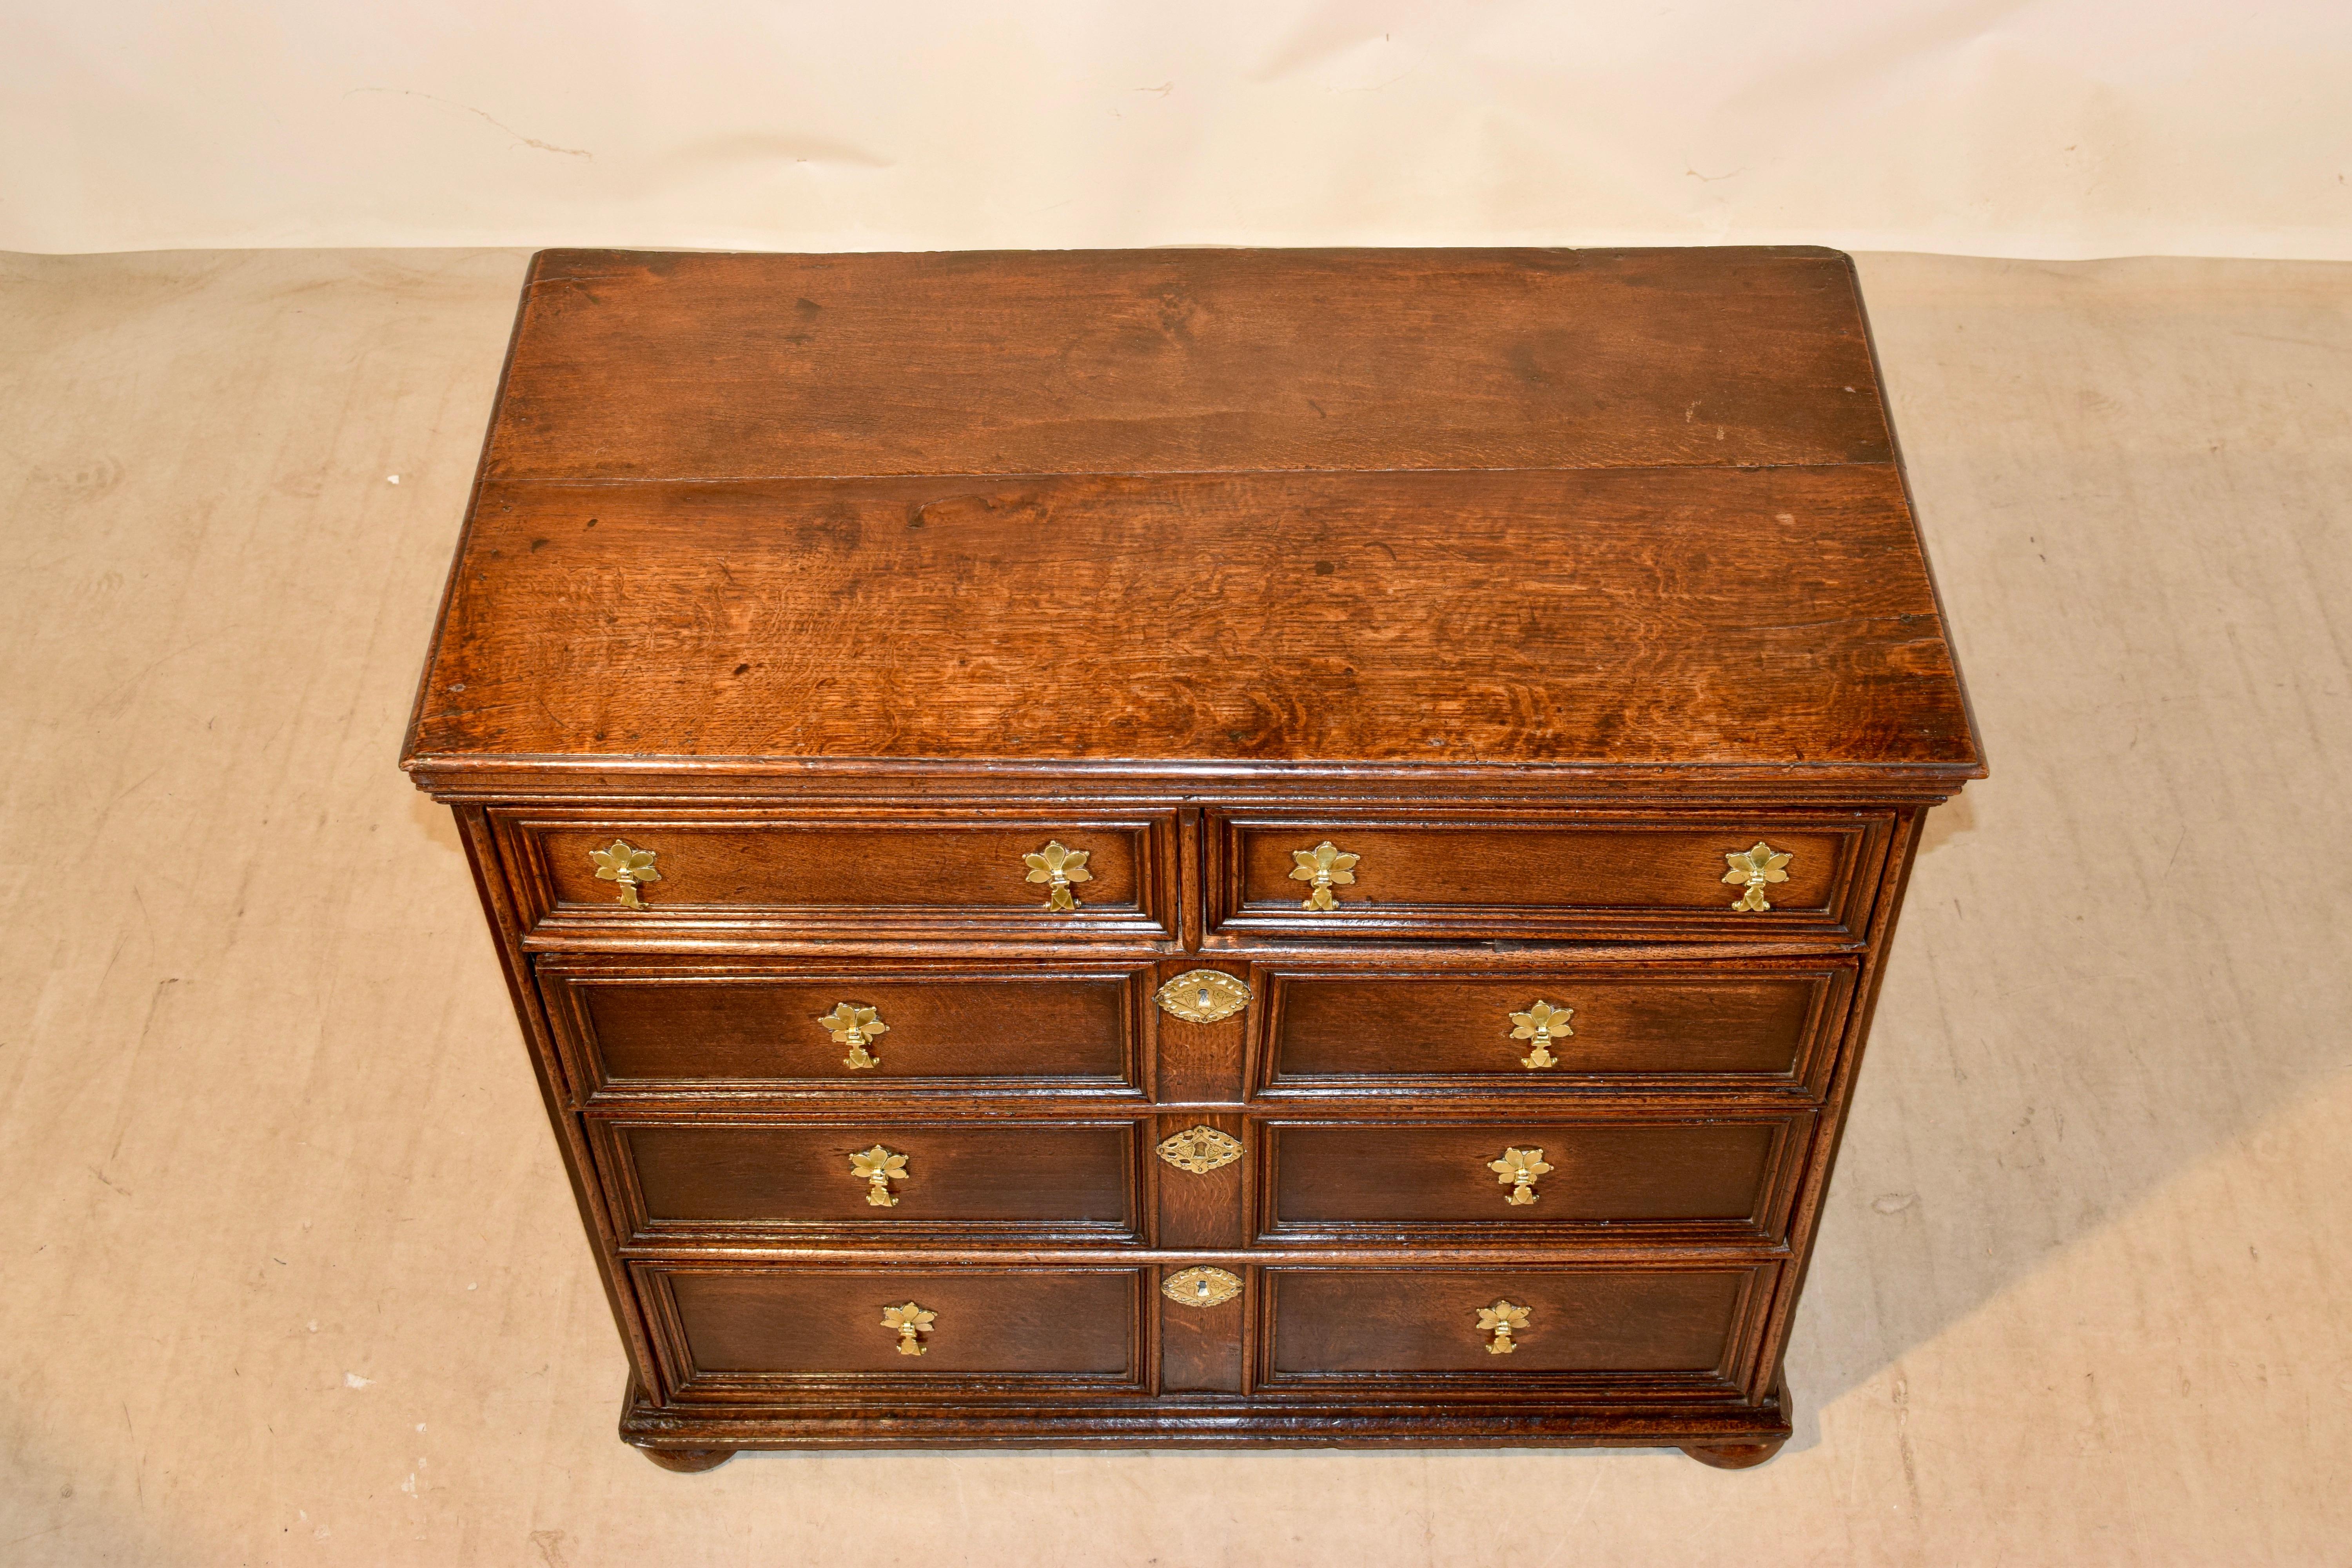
1, 247, 2347, 1566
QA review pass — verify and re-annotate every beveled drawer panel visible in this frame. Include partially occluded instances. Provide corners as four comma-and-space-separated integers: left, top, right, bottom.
1259, 1115, 1813, 1244
1261, 1264, 1775, 1394
1210, 813, 1887, 941
496, 808, 1178, 941
637, 1265, 1147, 1398
1256, 960, 1854, 1098
537, 959, 1150, 1102
592, 1119, 1139, 1243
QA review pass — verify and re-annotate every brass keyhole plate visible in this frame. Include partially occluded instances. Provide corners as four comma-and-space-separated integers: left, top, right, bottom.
1155, 969, 1252, 1024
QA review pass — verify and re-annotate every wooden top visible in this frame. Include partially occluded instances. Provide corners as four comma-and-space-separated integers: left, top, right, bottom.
406, 247, 1982, 791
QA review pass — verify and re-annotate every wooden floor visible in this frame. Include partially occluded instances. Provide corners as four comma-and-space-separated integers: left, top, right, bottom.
2, 248, 2346, 1564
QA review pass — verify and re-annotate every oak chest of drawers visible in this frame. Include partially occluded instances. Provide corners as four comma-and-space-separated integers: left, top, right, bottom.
402, 245, 1983, 1469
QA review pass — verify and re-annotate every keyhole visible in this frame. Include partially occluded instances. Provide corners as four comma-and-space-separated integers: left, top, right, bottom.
1196, 987, 1211, 1008
1194, 1279, 1210, 1299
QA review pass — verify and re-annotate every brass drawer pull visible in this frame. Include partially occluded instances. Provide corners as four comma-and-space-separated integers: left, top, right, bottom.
1507, 1000, 1573, 1069
1156, 1125, 1242, 1174
588, 840, 661, 906
1488, 1146, 1552, 1205
849, 1145, 910, 1206
1477, 1299, 1531, 1354
1023, 839, 1093, 911
1289, 840, 1360, 911
1723, 840, 1793, 912
881, 1301, 936, 1355
817, 1002, 890, 1070
1163, 1267, 1241, 1308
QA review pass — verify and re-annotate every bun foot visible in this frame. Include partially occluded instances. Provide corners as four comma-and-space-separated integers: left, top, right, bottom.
1680, 1439, 1786, 1470
637, 1446, 737, 1474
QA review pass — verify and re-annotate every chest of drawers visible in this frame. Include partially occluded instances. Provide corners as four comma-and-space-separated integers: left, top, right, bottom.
402, 245, 1983, 1469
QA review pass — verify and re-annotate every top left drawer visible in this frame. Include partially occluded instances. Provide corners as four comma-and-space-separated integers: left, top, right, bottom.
490, 809, 1181, 945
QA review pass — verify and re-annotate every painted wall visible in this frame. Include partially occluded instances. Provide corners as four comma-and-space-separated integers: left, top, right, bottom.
7, 1, 2349, 256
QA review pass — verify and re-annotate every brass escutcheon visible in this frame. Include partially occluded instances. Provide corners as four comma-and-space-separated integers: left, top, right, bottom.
1477, 1299, 1531, 1354
1722, 840, 1793, 913
817, 1002, 891, 1070
1289, 840, 1360, 911
849, 1145, 909, 1207
880, 1301, 936, 1355
1156, 1125, 1243, 1174
1488, 1146, 1553, 1205
1023, 839, 1093, 911
588, 840, 660, 907
1507, 1000, 1573, 1069
1155, 969, 1252, 1024
1162, 1267, 1241, 1308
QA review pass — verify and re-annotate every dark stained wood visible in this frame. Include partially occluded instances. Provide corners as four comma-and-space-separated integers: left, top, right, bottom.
538, 962, 1145, 1097
1264, 1266, 1762, 1382
496, 809, 1180, 942
488, 247, 1891, 481
406, 245, 1984, 1463
599, 1120, 1137, 1241
652, 1267, 1142, 1385
1218, 815, 1884, 945
1153, 1113, 1247, 1250
1152, 959, 1249, 1105
1681, 1439, 1786, 1469
618, 1392, 1792, 1450
635, 1446, 735, 1473
1259, 960, 1851, 1094
536, 822, 1140, 911
1158, 1263, 1246, 1393
1261, 1117, 1810, 1242
410, 465, 1978, 776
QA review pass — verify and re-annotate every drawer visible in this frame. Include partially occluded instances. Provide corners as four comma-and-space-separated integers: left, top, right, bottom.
1259, 1114, 1813, 1244
1260, 1264, 1776, 1395
1254, 960, 1853, 1098
591, 1118, 1140, 1243
494, 808, 1179, 941
1209, 813, 1889, 941
537, 959, 1150, 1101
635, 1264, 1147, 1398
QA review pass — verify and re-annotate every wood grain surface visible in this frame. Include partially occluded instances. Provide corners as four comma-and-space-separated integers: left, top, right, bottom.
410, 464, 1978, 773
487, 247, 1890, 481
544, 965, 1144, 1095
654, 1267, 1142, 1382
605, 1120, 1137, 1234
1261, 1118, 1799, 1234
1261, 962, 1846, 1089
1265, 1266, 1760, 1378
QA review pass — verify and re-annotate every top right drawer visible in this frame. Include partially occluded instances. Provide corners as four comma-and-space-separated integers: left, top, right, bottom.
1208, 812, 1894, 944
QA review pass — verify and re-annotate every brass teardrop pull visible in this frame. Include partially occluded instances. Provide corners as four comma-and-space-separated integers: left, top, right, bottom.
1487, 1146, 1552, 1205
817, 1002, 890, 1070
880, 1301, 936, 1355
1477, 1299, 1531, 1354
1023, 839, 1093, 911
1507, 1000, 1573, 1069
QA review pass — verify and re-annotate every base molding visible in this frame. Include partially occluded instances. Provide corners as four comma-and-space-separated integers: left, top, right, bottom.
622, 1387, 1792, 1459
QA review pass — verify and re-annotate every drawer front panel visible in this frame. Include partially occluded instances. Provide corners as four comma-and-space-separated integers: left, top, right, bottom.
1261, 1116, 1811, 1243
1259, 962, 1853, 1097
1212, 815, 1886, 940
639, 1265, 1146, 1397
1263, 1265, 1773, 1392
500, 810, 1178, 940
539, 963, 1148, 1100
596, 1120, 1138, 1242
